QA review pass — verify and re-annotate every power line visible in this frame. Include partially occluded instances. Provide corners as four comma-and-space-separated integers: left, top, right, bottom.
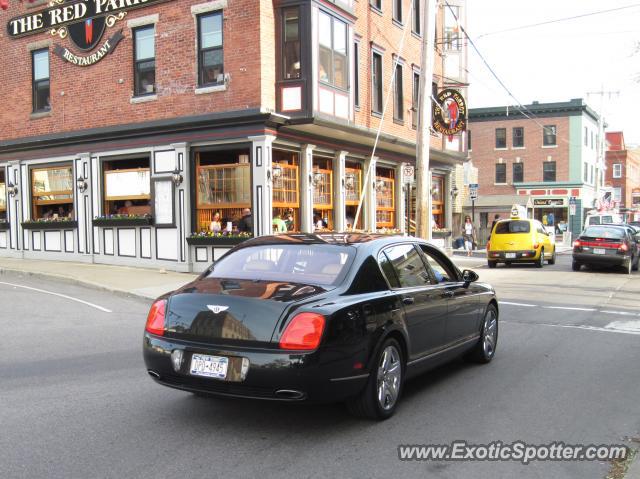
443, 1, 590, 150
475, 3, 640, 39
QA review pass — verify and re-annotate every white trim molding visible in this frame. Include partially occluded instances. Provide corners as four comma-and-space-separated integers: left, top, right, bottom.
127, 13, 159, 29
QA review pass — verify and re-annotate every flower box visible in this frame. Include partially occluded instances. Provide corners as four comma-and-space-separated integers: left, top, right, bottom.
0, 221, 9, 231
92, 217, 154, 227
21, 220, 78, 230
186, 236, 251, 246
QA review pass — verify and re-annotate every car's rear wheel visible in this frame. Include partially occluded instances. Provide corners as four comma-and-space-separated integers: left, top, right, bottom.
633, 255, 639, 271
548, 247, 556, 265
572, 261, 581, 272
623, 259, 632, 274
347, 338, 404, 420
488, 260, 497, 268
466, 304, 498, 363
536, 248, 544, 268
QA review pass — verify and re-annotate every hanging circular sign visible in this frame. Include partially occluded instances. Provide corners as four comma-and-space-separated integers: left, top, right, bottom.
432, 89, 467, 136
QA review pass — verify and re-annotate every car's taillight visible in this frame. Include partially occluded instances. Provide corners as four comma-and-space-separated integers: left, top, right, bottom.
145, 299, 167, 336
619, 243, 628, 252
533, 243, 540, 249
279, 312, 325, 350
573, 240, 581, 248
486, 241, 491, 250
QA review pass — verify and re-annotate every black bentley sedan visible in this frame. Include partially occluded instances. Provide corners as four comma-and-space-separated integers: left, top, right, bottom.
572, 225, 639, 273
143, 234, 498, 419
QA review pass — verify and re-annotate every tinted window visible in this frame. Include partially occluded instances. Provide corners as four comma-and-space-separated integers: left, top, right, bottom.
381, 244, 431, 288
207, 244, 353, 286
378, 251, 400, 288
349, 255, 389, 293
495, 221, 531, 234
419, 245, 458, 283
582, 227, 625, 240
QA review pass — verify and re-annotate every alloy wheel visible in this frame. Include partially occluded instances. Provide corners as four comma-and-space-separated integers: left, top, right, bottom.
482, 309, 498, 358
376, 345, 402, 411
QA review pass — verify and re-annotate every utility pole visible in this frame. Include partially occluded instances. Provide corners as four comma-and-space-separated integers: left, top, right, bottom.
415, 0, 439, 240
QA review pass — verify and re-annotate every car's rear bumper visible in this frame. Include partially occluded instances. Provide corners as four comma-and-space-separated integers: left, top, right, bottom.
572, 252, 629, 266
143, 333, 369, 403
487, 250, 539, 262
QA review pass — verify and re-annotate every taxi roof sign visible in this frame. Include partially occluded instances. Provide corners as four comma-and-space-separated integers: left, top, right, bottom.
510, 204, 527, 219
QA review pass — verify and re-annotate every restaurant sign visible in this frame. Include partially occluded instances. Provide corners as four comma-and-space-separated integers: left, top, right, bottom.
7, 0, 170, 66
432, 89, 467, 136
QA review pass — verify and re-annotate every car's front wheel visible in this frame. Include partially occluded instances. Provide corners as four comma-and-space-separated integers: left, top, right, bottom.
347, 338, 404, 420
466, 304, 498, 363
548, 247, 556, 265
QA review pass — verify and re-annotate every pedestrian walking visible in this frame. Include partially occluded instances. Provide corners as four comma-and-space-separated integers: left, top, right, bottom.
462, 216, 476, 257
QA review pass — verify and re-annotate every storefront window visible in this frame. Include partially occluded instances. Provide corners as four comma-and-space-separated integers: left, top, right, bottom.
196, 149, 251, 231
313, 156, 333, 230
0, 170, 6, 220
30, 165, 73, 220
376, 167, 395, 229
272, 150, 300, 232
345, 161, 363, 229
103, 158, 151, 217
431, 175, 444, 229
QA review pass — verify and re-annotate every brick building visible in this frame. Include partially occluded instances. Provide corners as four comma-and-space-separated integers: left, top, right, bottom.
0, 0, 468, 272
466, 99, 603, 243
604, 131, 640, 222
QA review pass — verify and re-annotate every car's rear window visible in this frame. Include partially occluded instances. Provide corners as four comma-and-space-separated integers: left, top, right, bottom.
582, 226, 625, 239
495, 220, 531, 234
206, 244, 355, 286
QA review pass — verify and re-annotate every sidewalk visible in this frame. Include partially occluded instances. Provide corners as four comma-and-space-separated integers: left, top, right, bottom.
0, 257, 198, 301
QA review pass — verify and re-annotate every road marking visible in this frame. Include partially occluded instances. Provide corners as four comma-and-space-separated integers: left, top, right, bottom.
499, 301, 536, 307
601, 310, 640, 317
544, 306, 597, 312
0, 281, 112, 313
507, 321, 640, 336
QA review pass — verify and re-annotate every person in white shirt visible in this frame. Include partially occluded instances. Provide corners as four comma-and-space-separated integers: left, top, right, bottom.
462, 216, 476, 256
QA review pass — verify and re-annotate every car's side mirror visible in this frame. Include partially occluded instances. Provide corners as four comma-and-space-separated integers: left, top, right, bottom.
462, 269, 479, 284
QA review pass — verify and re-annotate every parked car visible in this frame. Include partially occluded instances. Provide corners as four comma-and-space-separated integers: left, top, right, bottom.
585, 211, 624, 226
486, 209, 556, 268
572, 225, 639, 273
143, 234, 498, 420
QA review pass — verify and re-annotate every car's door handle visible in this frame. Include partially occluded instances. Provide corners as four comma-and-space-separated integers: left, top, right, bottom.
441, 290, 455, 298
402, 297, 415, 305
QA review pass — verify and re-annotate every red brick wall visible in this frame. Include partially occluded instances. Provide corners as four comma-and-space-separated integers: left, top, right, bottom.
468, 116, 571, 196
0, 0, 265, 141
352, 0, 445, 148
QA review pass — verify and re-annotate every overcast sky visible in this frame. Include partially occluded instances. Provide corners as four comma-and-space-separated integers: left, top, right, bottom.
466, 0, 640, 146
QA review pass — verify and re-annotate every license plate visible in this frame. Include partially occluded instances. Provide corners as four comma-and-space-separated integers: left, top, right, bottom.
190, 354, 229, 379
505, 253, 516, 259
593, 248, 606, 255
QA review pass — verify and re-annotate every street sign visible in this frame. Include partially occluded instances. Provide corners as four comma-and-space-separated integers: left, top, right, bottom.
569, 196, 577, 206
570, 204, 576, 216
402, 165, 415, 184
469, 183, 478, 200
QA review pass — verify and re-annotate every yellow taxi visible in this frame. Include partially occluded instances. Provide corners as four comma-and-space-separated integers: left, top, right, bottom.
486, 205, 556, 268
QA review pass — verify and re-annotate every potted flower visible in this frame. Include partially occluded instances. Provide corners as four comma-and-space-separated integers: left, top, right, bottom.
21, 217, 78, 230
186, 230, 253, 246
92, 214, 154, 227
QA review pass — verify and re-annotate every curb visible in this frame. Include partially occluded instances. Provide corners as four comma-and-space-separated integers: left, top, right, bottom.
0, 266, 157, 301
627, 449, 640, 479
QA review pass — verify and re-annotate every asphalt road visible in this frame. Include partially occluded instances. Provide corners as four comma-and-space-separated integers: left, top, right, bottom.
1, 255, 639, 479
